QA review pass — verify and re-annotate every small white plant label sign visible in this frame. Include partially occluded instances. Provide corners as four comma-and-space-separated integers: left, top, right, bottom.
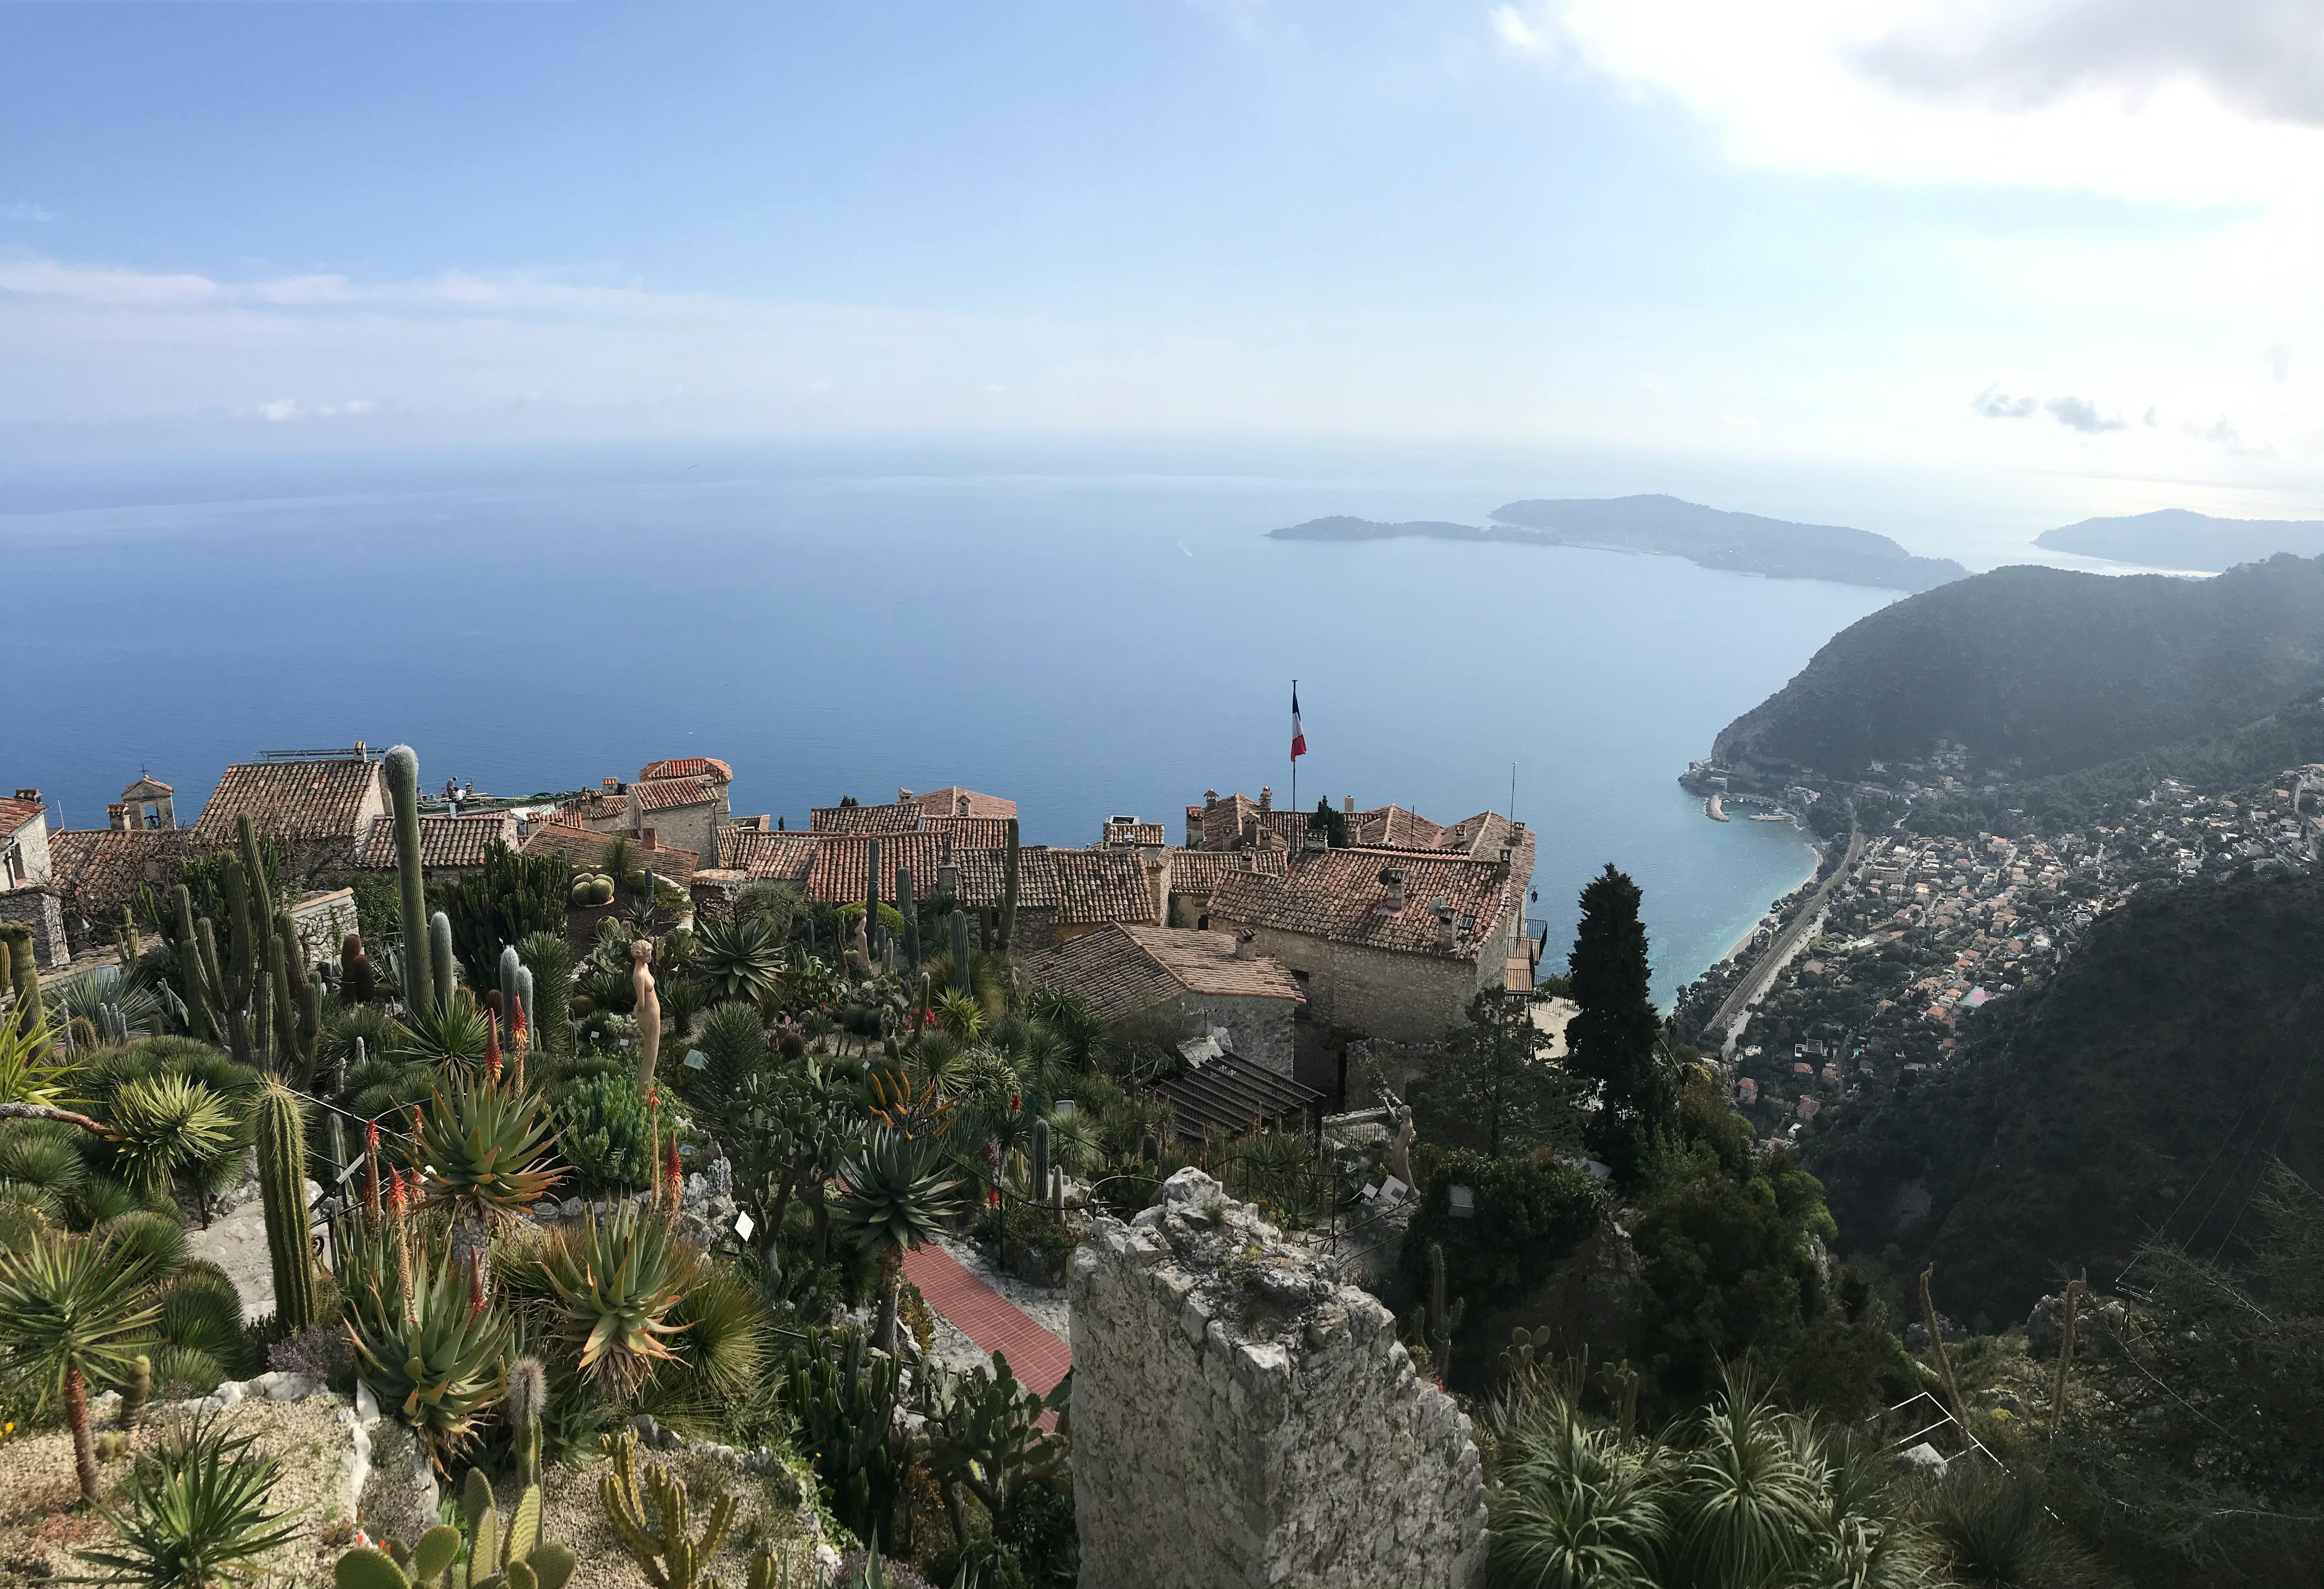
733, 1210, 756, 1240
684, 1049, 709, 1070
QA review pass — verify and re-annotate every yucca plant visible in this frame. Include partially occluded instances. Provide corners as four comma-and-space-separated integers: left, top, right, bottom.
340, 1187, 510, 1467
533, 1201, 697, 1396
408, 1066, 565, 1229
0, 1230, 160, 1503
69, 1409, 302, 1586
103, 1074, 237, 1206
0, 1008, 83, 1114
832, 1129, 962, 1355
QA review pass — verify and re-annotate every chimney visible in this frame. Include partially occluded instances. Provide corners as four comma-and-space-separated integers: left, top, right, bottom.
1141, 843, 1167, 922
1431, 896, 1456, 952
1259, 786, 1271, 811
1235, 930, 1258, 961
898, 787, 914, 802
640, 828, 657, 849
938, 838, 958, 894
1383, 868, 1407, 908
107, 802, 131, 832
1343, 795, 1355, 815
603, 778, 621, 792
353, 741, 367, 759
13, 789, 37, 803
1204, 789, 1218, 806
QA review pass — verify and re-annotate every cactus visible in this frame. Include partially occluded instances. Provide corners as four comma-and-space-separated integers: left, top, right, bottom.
337, 1471, 572, 1589
120, 1353, 151, 1432
342, 931, 378, 1004
949, 909, 970, 993
1412, 1240, 1464, 1382
599, 1427, 735, 1589
1031, 1117, 1051, 1208
895, 867, 919, 970
0, 924, 38, 1045
429, 912, 457, 1009
385, 746, 434, 1016
266, 932, 300, 1072
999, 817, 1020, 953
119, 908, 142, 975
498, 945, 522, 1036
220, 850, 256, 1062
508, 1356, 547, 1487
784, 1329, 909, 1546
196, 918, 229, 1043
256, 1079, 320, 1333
276, 913, 320, 1076
864, 838, 881, 961
172, 884, 220, 1041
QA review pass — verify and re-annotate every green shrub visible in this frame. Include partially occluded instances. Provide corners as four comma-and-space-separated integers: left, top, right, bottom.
1396, 1149, 1606, 1321
553, 1071, 687, 1195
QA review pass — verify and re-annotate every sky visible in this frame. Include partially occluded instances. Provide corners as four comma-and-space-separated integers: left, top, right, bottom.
0, 0, 2317, 529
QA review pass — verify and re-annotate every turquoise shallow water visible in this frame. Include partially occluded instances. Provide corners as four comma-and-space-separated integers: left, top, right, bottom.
1, 471, 1891, 1004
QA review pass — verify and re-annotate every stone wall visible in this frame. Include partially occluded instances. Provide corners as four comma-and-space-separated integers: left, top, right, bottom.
0, 889, 68, 970
1180, 989, 1297, 1078
288, 888, 360, 970
1235, 929, 1489, 1045
1069, 1169, 1486, 1589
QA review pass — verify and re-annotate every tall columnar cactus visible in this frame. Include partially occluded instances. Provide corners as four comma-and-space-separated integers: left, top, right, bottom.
0, 924, 39, 1044
257, 1079, 320, 1334
429, 911, 457, 1008
385, 745, 433, 1016
237, 813, 274, 915
276, 912, 319, 1074
173, 884, 220, 1042
508, 1356, 547, 1487
599, 1427, 736, 1589
949, 908, 971, 993
1000, 816, 1020, 954
864, 838, 881, 960
1031, 1116, 1051, 1208
120, 1354, 151, 1432
1414, 1239, 1464, 1382
498, 945, 522, 1031
119, 908, 142, 975
266, 932, 300, 1071
896, 867, 919, 970
196, 918, 230, 1047
220, 852, 257, 1062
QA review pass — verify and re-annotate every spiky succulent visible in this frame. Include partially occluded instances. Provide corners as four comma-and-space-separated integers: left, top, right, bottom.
340, 1215, 510, 1467
409, 1067, 565, 1224
532, 1201, 697, 1395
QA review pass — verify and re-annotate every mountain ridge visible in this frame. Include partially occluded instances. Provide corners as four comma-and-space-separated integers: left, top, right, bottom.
2037, 507, 2324, 571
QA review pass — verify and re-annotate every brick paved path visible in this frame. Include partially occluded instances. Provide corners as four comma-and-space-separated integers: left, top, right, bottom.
902, 1242, 1072, 1403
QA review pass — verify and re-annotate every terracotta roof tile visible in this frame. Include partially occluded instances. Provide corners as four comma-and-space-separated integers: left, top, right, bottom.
1102, 819, 1167, 847
925, 816, 1014, 851
1167, 849, 1289, 897
720, 830, 820, 884
0, 797, 44, 837
119, 777, 174, 800
905, 786, 1017, 820
810, 803, 926, 835
1209, 845, 1524, 960
638, 757, 732, 784
357, 813, 519, 871
948, 846, 1060, 910
193, 758, 382, 846
1349, 805, 1446, 849
806, 832, 949, 905
48, 828, 199, 916
1192, 794, 1305, 851
1021, 925, 1301, 1026
631, 775, 717, 813
1049, 847, 1159, 926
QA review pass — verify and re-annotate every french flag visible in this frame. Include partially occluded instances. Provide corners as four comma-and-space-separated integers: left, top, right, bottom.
1290, 683, 1306, 761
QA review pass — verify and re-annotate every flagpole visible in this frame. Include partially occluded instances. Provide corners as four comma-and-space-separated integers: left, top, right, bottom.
1290, 678, 1297, 834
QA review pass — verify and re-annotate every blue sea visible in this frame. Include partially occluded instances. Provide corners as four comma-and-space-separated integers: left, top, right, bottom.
2, 468, 1893, 1005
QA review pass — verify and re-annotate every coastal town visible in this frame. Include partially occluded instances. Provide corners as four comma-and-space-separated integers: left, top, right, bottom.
1675, 742, 2324, 1135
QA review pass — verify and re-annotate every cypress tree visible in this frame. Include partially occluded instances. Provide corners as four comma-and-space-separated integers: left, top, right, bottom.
1566, 863, 1670, 1186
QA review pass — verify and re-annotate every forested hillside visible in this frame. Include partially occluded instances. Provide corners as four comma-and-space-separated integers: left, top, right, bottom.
1712, 553, 2324, 776
1807, 868, 2324, 1322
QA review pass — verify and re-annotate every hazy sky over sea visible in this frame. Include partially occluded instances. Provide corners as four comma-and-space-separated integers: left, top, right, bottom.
1, 1, 2316, 532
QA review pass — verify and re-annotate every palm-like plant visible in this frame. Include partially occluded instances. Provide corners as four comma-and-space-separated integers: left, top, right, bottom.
340, 1206, 510, 1468
409, 1066, 565, 1227
533, 1201, 697, 1395
69, 1409, 302, 1586
694, 913, 788, 1009
933, 990, 985, 1040
388, 991, 494, 1069
0, 1231, 160, 1502
0, 1009, 83, 1114
832, 1129, 963, 1355
104, 1075, 236, 1205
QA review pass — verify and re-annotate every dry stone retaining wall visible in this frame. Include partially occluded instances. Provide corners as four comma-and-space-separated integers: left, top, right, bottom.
1069, 1168, 1486, 1589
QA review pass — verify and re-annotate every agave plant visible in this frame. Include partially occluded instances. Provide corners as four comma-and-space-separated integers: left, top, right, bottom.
532, 1200, 697, 1395
833, 1128, 962, 1356
71, 1409, 302, 1586
409, 1065, 565, 1227
693, 912, 789, 1009
340, 1199, 510, 1467
53, 966, 167, 1047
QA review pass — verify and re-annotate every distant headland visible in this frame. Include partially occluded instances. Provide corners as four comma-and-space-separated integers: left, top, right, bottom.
2035, 508, 2324, 572
1269, 494, 1967, 594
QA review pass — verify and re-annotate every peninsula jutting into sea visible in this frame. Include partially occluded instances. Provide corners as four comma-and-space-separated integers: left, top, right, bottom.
1270, 493, 1969, 594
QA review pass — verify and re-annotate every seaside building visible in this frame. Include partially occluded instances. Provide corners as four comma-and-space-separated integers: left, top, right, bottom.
191, 745, 387, 879
1020, 924, 1305, 1076
355, 811, 521, 879
0, 787, 67, 969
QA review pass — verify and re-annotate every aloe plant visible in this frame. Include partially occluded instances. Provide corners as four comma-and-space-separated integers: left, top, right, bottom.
410, 1065, 566, 1228
339, 1189, 510, 1468
533, 1201, 697, 1395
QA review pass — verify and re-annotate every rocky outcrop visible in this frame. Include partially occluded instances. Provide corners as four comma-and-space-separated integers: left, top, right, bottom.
1069, 1168, 1486, 1589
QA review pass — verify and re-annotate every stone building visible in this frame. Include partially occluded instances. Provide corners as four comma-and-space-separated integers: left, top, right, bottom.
1070, 1169, 1486, 1589
1165, 849, 1289, 928
47, 825, 196, 945
0, 788, 67, 969
1207, 815, 1535, 1044
1021, 925, 1304, 1076
113, 776, 178, 831
191, 748, 387, 879
520, 821, 699, 889
1184, 787, 1306, 851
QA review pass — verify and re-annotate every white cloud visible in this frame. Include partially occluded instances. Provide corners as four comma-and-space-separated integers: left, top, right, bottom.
1487, 0, 2324, 206
1973, 387, 2039, 418
1, 203, 55, 223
